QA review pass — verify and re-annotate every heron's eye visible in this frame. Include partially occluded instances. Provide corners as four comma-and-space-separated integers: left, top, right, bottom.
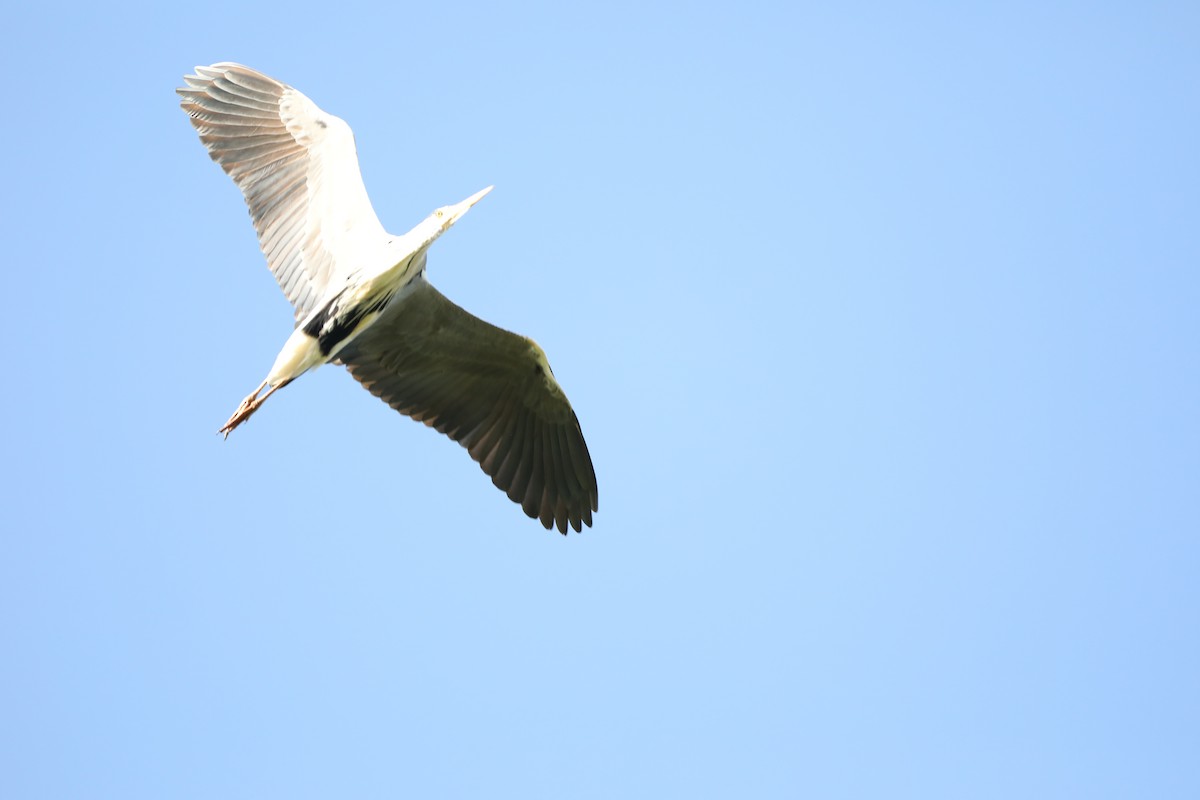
436, 210, 444, 218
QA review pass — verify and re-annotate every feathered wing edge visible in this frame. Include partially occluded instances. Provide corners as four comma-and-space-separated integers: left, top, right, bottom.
177, 63, 388, 321
337, 279, 598, 533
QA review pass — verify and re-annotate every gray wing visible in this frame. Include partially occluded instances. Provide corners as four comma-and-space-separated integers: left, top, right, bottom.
337, 278, 598, 533
177, 63, 388, 321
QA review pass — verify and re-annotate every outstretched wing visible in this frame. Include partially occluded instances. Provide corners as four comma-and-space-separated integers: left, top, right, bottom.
177, 63, 388, 321
337, 277, 598, 533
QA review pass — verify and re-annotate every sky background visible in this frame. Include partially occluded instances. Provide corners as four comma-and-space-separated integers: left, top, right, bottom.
2, 1, 1197, 797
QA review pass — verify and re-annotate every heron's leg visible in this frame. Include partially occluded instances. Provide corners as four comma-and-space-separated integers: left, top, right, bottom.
219, 379, 291, 438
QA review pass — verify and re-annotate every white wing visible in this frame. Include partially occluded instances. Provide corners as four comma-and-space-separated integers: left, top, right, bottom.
178, 63, 389, 321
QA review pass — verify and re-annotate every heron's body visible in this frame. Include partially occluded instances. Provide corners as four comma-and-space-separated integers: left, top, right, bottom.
268, 246, 423, 386
178, 63, 597, 532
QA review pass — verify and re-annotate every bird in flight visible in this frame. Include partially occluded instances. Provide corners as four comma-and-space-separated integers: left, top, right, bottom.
177, 63, 597, 533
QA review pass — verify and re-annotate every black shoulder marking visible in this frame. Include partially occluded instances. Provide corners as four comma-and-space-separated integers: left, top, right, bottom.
302, 292, 343, 340
305, 289, 395, 356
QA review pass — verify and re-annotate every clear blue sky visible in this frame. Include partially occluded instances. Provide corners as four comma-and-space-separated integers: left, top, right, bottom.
2, 1, 1197, 797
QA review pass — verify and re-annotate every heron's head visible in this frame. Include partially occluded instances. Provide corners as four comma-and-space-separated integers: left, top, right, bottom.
418, 185, 493, 249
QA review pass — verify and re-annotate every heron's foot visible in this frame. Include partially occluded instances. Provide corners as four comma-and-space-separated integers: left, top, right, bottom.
219, 381, 269, 439
219, 396, 259, 438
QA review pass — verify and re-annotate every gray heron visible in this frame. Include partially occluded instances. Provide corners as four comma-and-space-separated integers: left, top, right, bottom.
177, 63, 597, 533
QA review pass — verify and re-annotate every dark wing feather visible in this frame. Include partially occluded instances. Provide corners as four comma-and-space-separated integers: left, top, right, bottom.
337, 278, 598, 533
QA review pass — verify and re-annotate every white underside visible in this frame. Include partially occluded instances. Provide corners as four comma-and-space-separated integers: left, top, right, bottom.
266, 326, 328, 387
263, 251, 431, 388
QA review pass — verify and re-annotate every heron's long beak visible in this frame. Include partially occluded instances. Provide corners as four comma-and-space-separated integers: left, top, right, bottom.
446, 185, 493, 227
465, 185, 493, 207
